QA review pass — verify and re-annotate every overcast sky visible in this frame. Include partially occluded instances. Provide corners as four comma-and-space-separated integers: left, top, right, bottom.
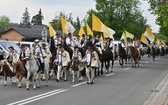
0, 0, 159, 33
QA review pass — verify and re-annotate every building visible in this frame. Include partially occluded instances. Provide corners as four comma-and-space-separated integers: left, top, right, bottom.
0, 25, 48, 41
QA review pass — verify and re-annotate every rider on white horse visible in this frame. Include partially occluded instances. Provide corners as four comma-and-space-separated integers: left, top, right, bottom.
32, 39, 44, 73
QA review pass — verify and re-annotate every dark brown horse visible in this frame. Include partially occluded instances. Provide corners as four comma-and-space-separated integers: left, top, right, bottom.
0, 61, 13, 86
12, 61, 25, 88
118, 43, 127, 67
128, 46, 139, 67
151, 46, 156, 61
139, 48, 145, 60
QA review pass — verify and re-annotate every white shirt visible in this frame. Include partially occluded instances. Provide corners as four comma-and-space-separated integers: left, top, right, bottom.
34, 44, 42, 57
86, 53, 91, 65
66, 37, 71, 45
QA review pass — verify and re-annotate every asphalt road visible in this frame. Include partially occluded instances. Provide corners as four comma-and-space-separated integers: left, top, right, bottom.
0, 55, 168, 105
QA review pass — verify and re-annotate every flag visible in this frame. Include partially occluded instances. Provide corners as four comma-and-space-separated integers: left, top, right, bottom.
161, 40, 166, 45
60, 17, 75, 34
105, 25, 115, 40
48, 23, 56, 37
86, 23, 93, 35
92, 14, 109, 34
140, 34, 148, 45
144, 28, 155, 42
120, 31, 127, 43
100, 33, 104, 41
124, 30, 134, 39
155, 37, 160, 45
78, 26, 85, 37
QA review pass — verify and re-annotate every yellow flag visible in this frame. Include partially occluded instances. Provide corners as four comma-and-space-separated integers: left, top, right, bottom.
161, 40, 166, 45
92, 14, 109, 34
60, 17, 75, 34
140, 34, 148, 45
144, 28, 155, 42
48, 23, 56, 37
155, 37, 160, 45
86, 23, 93, 36
125, 30, 134, 39
120, 31, 127, 43
100, 33, 104, 41
78, 26, 85, 37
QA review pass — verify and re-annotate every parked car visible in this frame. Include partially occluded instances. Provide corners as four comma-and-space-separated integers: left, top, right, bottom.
0, 40, 20, 58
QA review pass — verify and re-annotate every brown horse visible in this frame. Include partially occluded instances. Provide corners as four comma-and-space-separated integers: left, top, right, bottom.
0, 61, 13, 86
12, 61, 25, 88
151, 46, 156, 61
128, 46, 139, 67
118, 43, 127, 67
139, 48, 145, 60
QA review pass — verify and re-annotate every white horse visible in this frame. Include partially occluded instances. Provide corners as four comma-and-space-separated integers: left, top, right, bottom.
25, 48, 39, 90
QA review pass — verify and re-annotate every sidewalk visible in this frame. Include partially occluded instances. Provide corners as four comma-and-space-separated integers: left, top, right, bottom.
143, 72, 168, 105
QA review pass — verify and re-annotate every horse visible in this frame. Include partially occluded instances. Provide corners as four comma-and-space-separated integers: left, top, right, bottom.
139, 48, 145, 60
25, 48, 39, 90
128, 46, 139, 67
160, 46, 165, 57
146, 46, 151, 57
0, 61, 13, 86
151, 46, 156, 61
12, 61, 25, 88
102, 48, 114, 73
118, 43, 127, 67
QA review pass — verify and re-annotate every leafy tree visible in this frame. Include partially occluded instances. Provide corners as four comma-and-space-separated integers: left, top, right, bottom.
0, 15, 12, 34
22, 7, 30, 25
85, 0, 149, 40
31, 8, 44, 25
146, 0, 168, 42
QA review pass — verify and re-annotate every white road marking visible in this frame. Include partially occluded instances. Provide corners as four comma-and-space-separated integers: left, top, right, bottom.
124, 68, 130, 71
105, 73, 115, 77
145, 61, 148, 64
71, 81, 87, 87
7, 88, 67, 105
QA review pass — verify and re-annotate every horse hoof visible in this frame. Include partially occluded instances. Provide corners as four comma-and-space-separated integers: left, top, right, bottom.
27, 88, 29, 90
4, 84, 6, 86
34, 88, 36, 90
18, 86, 22, 88
37, 85, 40, 88
46, 84, 48, 87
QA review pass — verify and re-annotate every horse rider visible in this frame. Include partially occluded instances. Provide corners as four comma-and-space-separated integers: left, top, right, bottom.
81, 45, 98, 84
132, 38, 141, 56
18, 45, 28, 78
106, 37, 115, 60
54, 33, 62, 48
121, 39, 127, 51
74, 35, 81, 47
0, 48, 4, 61
65, 33, 72, 47
7, 46, 17, 66
71, 46, 82, 82
79, 34, 86, 49
54, 44, 70, 82
32, 39, 44, 73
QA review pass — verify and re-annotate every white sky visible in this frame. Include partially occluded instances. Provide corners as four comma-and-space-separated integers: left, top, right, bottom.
0, 0, 159, 33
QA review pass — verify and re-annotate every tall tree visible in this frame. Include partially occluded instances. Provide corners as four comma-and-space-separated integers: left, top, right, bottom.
22, 7, 30, 25
31, 8, 44, 25
146, 0, 168, 41
85, 0, 149, 40
0, 15, 11, 34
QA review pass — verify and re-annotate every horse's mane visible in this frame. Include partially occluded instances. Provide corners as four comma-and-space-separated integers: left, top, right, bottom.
13, 61, 24, 72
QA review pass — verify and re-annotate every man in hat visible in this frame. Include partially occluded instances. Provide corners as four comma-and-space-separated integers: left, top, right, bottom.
94, 34, 101, 48
75, 35, 81, 47
7, 46, 17, 66
65, 33, 72, 47
54, 33, 62, 48
18, 45, 28, 78
32, 39, 44, 73
84, 45, 98, 84
54, 44, 70, 82
79, 34, 86, 48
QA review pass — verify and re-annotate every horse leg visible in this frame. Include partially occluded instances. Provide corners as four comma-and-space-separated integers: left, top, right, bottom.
100, 60, 103, 75
26, 72, 31, 90
72, 70, 75, 82
37, 72, 40, 88
33, 73, 37, 90
44, 70, 49, 86
111, 60, 114, 72
105, 61, 109, 73
18, 75, 24, 88
4, 74, 7, 86
77, 71, 80, 82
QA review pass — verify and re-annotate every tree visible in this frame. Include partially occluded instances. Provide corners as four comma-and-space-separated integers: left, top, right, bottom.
146, 0, 168, 42
0, 15, 12, 34
22, 7, 30, 25
85, 0, 149, 40
31, 8, 44, 25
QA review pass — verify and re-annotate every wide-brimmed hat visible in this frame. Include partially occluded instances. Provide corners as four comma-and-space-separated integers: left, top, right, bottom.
74, 46, 79, 49
58, 44, 64, 48
34, 39, 39, 43
8, 46, 14, 50
20, 45, 25, 48
41, 43, 46, 46
87, 45, 93, 49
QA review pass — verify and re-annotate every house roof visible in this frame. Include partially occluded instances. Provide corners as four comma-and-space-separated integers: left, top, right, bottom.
13, 27, 42, 38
